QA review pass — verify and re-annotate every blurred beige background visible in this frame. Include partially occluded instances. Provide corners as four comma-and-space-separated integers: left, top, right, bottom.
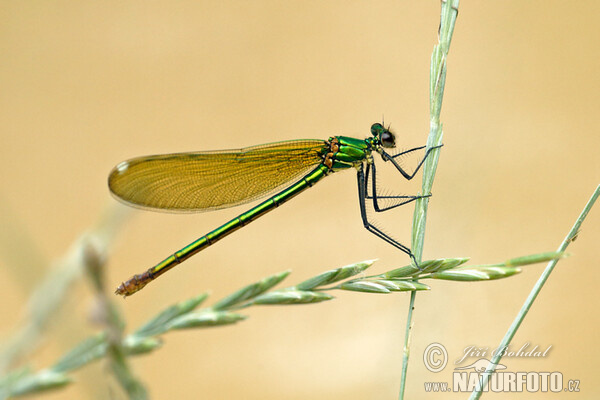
1, 1, 599, 399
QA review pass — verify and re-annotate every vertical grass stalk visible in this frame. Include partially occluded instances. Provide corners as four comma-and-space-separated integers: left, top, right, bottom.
399, 1, 459, 398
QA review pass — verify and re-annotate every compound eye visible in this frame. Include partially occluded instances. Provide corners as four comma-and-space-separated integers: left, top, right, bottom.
381, 130, 395, 148
370, 123, 384, 137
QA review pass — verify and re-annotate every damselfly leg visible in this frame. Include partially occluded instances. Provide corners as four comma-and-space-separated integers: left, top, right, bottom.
356, 144, 442, 265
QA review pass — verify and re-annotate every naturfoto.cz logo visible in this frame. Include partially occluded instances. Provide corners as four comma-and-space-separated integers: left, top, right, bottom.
422, 342, 581, 394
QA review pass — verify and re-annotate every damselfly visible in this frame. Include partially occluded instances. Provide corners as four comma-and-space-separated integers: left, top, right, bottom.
109, 123, 440, 296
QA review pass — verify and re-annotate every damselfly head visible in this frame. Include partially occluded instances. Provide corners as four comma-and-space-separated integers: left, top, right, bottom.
370, 122, 396, 148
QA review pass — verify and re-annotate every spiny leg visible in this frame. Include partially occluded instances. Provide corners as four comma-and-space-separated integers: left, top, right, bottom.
364, 161, 430, 212
357, 164, 417, 265
380, 144, 443, 180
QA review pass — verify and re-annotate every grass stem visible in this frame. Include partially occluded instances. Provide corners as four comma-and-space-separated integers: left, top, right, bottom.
469, 185, 600, 399
399, 1, 459, 398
